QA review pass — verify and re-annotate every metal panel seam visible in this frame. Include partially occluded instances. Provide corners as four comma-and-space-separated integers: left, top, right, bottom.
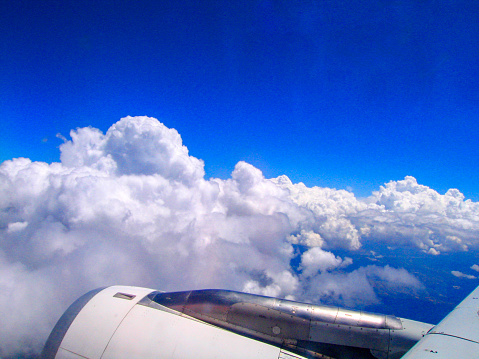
41, 287, 106, 359
427, 332, 479, 345
57, 347, 90, 359
98, 296, 148, 359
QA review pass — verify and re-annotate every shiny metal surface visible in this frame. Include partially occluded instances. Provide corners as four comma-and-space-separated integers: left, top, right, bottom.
144, 289, 424, 359
310, 321, 389, 351
149, 289, 401, 330
43, 286, 435, 359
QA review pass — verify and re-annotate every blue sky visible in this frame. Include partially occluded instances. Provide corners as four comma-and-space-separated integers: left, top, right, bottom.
2, 0, 479, 199
1, 2, 479, 352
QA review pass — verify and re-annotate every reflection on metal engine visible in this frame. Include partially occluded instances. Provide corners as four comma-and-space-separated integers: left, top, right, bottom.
140, 289, 432, 359
42, 286, 433, 359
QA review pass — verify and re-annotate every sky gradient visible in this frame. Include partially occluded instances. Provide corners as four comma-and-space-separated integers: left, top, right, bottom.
2, 1, 479, 357
2, 0, 479, 198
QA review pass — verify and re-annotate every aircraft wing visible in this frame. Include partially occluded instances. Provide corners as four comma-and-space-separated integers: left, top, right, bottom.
401, 285, 479, 359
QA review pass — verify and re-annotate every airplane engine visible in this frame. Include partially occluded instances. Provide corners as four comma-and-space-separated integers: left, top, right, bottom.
41, 286, 433, 359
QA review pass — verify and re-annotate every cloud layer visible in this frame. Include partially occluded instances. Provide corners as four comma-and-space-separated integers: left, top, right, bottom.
1, 117, 478, 357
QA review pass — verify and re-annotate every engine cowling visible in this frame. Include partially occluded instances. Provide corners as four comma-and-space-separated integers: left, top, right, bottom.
42, 286, 433, 359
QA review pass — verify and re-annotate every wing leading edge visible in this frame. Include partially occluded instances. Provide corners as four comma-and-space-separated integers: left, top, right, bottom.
402, 285, 479, 359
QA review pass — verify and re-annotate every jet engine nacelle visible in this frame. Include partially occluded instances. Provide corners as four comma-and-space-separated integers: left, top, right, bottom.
41, 286, 433, 359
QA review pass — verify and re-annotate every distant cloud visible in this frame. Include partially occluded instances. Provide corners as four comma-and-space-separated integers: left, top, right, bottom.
6, 221, 28, 233
0, 116, 477, 357
301, 265, 423, 308
275, 175, 479, 254
471, 264, 479, 272
451, 271, 477, 279
300, 247, 352, 277
428, 248, 440, 255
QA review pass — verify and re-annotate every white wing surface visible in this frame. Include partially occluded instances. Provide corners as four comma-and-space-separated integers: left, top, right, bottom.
402, 285, 479, 359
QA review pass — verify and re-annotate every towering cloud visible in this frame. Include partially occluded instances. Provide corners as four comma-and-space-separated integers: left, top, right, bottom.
1, 116, 478, 357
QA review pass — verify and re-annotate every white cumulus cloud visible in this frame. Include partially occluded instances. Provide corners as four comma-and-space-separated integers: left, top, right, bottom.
301, 265, 423, 308
451, 271, 477, 279
1, 116, 478, 357
300, 247, 352, 277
